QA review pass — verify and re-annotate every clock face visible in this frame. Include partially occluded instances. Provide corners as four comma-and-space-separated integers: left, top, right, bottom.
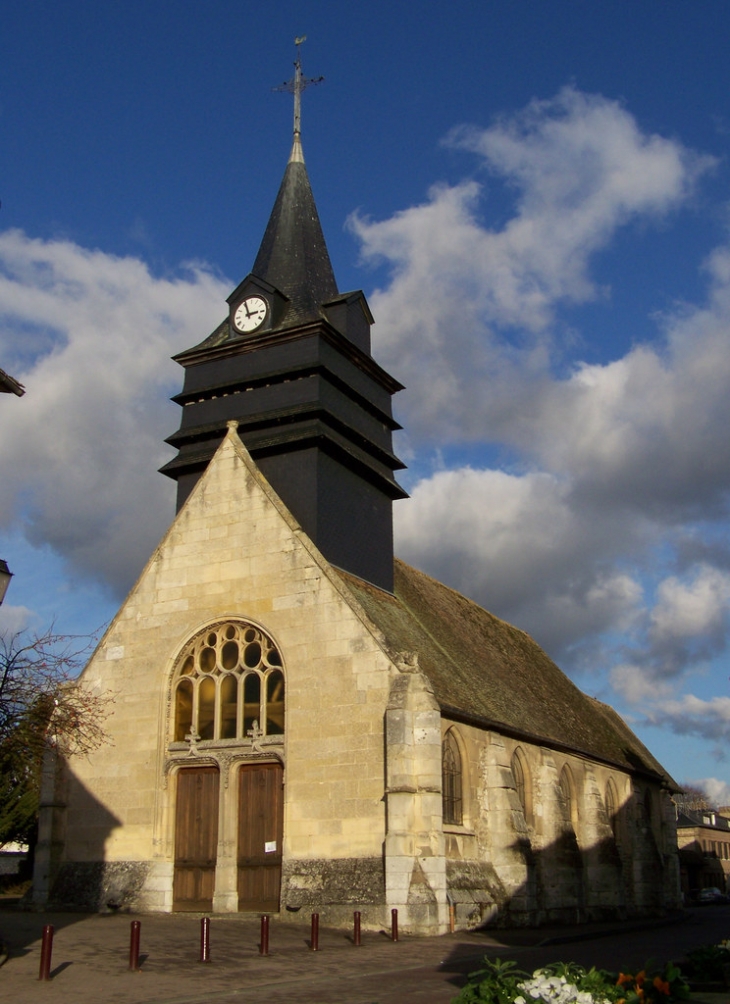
233, 296, 268, 333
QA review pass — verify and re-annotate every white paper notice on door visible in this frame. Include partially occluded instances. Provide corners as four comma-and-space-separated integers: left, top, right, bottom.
264, 841, 277, 854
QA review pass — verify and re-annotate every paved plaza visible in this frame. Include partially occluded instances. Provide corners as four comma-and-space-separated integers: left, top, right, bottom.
1, 901, 729, 1004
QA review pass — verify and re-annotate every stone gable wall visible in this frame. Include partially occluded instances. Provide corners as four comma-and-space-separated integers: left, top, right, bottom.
43, 431, 395, 914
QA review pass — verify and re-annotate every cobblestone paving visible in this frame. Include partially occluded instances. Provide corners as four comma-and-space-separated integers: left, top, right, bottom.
1, 902, 729, 1004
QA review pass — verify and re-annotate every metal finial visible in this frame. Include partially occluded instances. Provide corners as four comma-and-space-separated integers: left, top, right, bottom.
273, 36, 324, 140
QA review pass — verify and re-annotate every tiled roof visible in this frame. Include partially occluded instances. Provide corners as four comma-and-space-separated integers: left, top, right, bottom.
338, 559, 676, 786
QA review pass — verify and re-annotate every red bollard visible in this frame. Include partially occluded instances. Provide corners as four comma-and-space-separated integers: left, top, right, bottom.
310, 912, 319, 951
38, 924, 54, 981
391, 907, 399, 942
129, 919, 141, 971
353, 910, 361, 947
259, 914, 269, 956
200, 916, 211, 963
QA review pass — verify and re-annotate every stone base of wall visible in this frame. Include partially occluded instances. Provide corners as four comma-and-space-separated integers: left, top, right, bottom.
280, 857, 386, 929
446, 860, 645, 929
46, 861, 151, 913
447, 859, 517, 928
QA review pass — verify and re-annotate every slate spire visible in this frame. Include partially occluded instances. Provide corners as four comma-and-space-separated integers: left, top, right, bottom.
252, 38, 336, 324
250, 136, 337, 325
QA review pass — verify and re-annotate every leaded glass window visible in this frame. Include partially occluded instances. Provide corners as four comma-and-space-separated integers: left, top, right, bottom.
172, 622, 284, 742
605, 779, 620, 843
559, 765, 576, 829
511, 747, 533, 826
442, 730, 463, 825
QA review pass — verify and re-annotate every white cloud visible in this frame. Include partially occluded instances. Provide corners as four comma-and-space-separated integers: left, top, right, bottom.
0, 229, 229, 594
695, 777, 730, 806
396, 466, 644, 659
651, 566, 730, 646
530, 286, 730, 516
370, 88, 730, 738
0, 603, 34, 636
610, 663, 673, 705
352, 87, 713, 444
645, 694, 730, 744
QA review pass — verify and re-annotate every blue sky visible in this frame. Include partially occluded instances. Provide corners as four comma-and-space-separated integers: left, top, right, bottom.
2, 1, 730, 801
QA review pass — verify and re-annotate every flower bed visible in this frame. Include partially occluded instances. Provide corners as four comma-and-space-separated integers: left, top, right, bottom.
452, 958, 691, 1004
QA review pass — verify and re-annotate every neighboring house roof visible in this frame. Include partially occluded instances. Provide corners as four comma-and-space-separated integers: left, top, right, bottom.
338, 558, 676, 787
677, 808, 730, 830
0, 367, 25, 396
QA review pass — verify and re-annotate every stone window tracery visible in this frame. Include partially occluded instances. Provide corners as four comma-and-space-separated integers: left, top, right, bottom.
172, 622, 284, 743
442, 730, 463, 826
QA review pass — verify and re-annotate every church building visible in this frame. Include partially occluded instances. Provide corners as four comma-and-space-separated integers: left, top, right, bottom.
32, 55, 681, 933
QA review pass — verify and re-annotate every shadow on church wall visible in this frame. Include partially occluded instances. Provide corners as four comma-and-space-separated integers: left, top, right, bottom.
0, 764, 125, 957
446, 805, 674, 933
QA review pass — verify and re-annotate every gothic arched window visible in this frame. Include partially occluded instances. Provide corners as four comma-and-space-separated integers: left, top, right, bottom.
172, 622, 284, 742
442, 730, 463, 825
605, 779, 620, 843
559, 765, 576, 830
511, 747, 533, 826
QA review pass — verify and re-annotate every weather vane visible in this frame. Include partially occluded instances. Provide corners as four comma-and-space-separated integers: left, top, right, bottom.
273, 36, 324, 138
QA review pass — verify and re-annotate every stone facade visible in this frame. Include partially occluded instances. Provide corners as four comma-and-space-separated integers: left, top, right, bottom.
677, 809, 730, 898
32, 427, 681, 932
440, 724, 679, 927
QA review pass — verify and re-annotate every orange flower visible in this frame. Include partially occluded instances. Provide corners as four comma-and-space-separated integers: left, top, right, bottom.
616, 973, 632, 986
635, 971, 646, 987
652, 976, 670, 996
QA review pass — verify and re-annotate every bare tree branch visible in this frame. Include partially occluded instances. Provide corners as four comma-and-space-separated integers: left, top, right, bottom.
0, 626, 113, 845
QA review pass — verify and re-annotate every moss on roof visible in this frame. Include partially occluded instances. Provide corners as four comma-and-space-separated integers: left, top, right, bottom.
337, 559, 675, 787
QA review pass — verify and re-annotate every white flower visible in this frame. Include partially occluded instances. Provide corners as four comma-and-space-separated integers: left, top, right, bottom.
516, 972, 605, 1004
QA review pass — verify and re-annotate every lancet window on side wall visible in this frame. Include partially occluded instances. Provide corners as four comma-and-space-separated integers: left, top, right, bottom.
605, 779, 620, 844
559, 764, 577, 831
511, 747, 533, 827
172, 622, 285, 743
442, 729, 463, 826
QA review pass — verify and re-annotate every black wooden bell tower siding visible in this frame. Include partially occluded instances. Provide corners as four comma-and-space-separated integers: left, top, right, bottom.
161, 131, 406, 592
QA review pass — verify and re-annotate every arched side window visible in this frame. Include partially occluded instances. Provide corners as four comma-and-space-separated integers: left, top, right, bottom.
643, 788, 653, 829
640, 786, 660, 845
559, 765, 576, 830
511, 747, 533, 826
172, 622, 284, 743
442, 730, 463, 826
605, 778, 622, 847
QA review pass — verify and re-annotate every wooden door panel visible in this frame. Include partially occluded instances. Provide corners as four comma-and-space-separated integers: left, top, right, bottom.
174, 766, 219, 911
238, 763, 283, 912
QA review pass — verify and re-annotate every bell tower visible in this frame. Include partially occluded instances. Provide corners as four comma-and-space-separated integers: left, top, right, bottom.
161, 44, 406, 592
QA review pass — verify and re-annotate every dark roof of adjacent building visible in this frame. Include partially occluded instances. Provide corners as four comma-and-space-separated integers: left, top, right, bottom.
251, 137, 338, 327
0, 366, 25, 396
338, 558, 676, 786
677, 808, 730, 830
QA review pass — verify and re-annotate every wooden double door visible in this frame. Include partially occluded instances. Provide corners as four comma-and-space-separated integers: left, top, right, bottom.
173, 762, 283, 913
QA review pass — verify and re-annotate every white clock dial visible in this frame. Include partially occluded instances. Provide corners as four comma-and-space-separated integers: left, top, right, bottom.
234, 296, 268, 333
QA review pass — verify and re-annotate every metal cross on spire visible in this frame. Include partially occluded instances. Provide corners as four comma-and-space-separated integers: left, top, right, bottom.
273, 36, 324, 139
